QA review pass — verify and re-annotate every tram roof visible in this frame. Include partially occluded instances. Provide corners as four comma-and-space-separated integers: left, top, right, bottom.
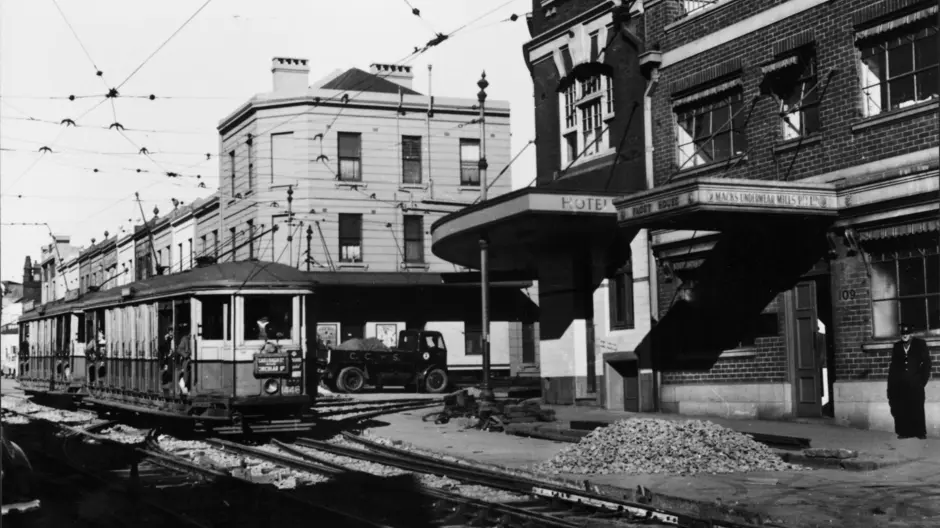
19, 261, 314, 321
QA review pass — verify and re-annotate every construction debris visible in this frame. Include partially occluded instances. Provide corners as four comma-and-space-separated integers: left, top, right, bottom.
802, 447, 858, 459
432, 390, 555, 431
535, 418, 809, 476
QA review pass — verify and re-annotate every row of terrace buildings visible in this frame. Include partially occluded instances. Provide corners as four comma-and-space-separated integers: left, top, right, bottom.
26, 60, 540, 380
431, 0, 939, 435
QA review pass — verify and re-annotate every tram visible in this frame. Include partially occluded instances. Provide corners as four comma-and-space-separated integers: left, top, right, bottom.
16, 261, 318, 432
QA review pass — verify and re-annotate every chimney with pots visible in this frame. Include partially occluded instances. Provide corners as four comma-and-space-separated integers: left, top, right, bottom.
271, 57, 311, 93
369, 63, 413, 90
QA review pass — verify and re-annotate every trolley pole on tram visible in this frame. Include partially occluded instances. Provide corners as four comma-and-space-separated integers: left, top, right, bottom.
477, 72, 494, 403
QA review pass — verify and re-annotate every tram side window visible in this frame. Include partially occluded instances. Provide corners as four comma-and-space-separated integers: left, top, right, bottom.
200, 297, 230, 340
243, 295, 293, 340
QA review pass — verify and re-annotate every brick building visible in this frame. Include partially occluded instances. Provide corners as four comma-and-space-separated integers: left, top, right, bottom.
616, 0, 939, 433
433, 0, 654, 407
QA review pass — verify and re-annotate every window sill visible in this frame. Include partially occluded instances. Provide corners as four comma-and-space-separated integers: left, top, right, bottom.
338, 262, 369, 271
665, 0, 741, 33
567, 146, 617, 171
773, 134, 823, 155
674, 155, 747, 179
335, 181, 367, 189
609, 324, 635, 332
399, 183, 428, 192
577, 91, 604, 108
458, 186, 481, 193
862, 335, 940, 352
401, 262, 430, 271
852, 100, 939, 134
718, 347, 759, 359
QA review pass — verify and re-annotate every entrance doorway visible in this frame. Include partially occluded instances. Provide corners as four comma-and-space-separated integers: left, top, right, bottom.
608, 358, 639, 412
790, 272, 835, 418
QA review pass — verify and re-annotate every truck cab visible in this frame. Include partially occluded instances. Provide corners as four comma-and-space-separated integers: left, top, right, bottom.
320, 330, 449, 394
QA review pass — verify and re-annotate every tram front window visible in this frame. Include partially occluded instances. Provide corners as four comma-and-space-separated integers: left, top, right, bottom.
243, 296, 293, 341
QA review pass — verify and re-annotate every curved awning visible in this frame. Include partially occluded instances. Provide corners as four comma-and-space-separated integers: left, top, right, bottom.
615, 177, 839, 232
432, 187, 634, 272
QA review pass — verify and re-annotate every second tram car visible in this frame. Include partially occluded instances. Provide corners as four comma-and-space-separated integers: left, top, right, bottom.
16, 261, 319, 433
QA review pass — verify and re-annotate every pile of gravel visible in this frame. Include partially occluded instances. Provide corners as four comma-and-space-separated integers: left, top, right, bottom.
535, 418, 808, 476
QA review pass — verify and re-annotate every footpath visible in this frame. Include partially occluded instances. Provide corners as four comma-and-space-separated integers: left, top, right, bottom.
368, 404, 940, 528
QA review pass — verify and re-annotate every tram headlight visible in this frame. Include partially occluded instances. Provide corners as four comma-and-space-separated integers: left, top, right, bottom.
263, 378, 280, 395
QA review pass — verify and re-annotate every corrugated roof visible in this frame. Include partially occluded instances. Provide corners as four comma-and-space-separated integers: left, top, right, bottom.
319, 68, 422, 96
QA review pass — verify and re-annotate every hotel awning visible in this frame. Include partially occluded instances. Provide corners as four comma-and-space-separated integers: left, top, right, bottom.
432, 187, 633, 272
615, 177, 839, 232
305, 270, 532, 288
614, 177, 839, 371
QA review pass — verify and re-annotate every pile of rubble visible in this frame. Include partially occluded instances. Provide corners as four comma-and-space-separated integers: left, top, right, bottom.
433, 389, 555, 431
99, 424, 148, 444
535, 418, 808, 476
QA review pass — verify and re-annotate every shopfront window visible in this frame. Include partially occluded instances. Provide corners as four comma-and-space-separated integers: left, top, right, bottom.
871, 244, 940, 337
243, 295, 293, 341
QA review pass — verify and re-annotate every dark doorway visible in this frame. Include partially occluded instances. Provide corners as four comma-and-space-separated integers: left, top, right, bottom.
609, 359, 639, 412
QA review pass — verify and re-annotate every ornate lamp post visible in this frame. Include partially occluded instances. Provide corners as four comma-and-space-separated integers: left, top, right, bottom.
477, 71, 494, 402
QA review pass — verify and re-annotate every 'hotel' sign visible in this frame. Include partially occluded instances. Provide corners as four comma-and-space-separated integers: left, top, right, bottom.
560, 195, 616, 213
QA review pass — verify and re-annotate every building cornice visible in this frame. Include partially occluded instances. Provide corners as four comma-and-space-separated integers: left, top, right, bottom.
218, 91, 511, 137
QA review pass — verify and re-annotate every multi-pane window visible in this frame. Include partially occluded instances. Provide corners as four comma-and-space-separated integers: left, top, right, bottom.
211, 230, 219, 259
676, 92, 748, 169
563, 85, 577, 128
459, 139, 480, 186
608, 265, 634, 330
271, 132, 293, 184
403, 215, 424, 263
338, 214, 363, 263
402, 136, 422, 184
338, 132, 362, 182
605, 76, 614, 114
859, 24, 939, 117
871, 244, 940, 337
559, 73, 613, 167
678, 0, 711, 18
581, 100, 604, 156
777, 56, 820, 140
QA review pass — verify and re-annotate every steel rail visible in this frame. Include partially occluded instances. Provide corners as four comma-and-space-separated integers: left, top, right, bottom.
335, 432, 768, 528
208, 436, 587, 528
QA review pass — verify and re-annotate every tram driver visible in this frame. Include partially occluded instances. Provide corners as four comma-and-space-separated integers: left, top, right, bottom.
257, 316, 279, 353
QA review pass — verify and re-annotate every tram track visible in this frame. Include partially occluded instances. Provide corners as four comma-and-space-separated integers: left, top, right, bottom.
1, 407, 389, 528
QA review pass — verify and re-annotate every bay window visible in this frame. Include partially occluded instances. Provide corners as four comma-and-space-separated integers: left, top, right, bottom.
558, 72, 614, 167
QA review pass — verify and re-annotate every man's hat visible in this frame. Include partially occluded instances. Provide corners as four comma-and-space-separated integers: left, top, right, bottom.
899, 323, 915, 334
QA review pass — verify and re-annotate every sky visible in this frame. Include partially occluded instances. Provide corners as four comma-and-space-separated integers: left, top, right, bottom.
0, 0, 536, 282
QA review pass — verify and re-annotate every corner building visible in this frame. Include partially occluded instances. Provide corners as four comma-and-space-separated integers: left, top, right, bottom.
434, 0, 655, 409
617, 0, 938, 432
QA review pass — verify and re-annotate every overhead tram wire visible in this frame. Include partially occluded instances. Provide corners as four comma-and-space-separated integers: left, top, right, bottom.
114, 0, 215, 91
50, 0, 111, 89
472, 138, 535, 204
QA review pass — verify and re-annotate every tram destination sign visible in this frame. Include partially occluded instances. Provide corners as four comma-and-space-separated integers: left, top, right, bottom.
254, 354, 289, 376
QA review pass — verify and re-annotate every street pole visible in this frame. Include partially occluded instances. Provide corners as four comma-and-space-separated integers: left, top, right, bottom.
306, 225, 313, 272
477, 71, 494, 402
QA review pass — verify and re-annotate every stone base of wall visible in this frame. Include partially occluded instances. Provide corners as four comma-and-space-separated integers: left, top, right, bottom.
834, 381, 940, 437
542, 375, 603, 405
661, 382, 793, 420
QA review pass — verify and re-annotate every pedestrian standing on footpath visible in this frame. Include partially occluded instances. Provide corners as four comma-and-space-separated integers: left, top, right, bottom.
887, 323, 932, 439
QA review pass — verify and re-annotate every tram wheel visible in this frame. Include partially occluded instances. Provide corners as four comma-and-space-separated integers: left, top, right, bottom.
336, 367, 366, 393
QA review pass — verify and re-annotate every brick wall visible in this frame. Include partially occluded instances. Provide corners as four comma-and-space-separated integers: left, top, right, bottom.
528, 0, 609, 38
658, 266, 789, 384
646, 0, 939, 187
527, 3, 647, 192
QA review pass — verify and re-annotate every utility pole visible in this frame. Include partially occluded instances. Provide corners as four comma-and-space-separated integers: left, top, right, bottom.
135, 193, 160, 277
477, 71, 493, 403
287, 186, 294, 266
306, 225, 313, 272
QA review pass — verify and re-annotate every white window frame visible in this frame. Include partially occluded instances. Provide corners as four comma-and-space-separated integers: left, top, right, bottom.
558, 70, 615, 168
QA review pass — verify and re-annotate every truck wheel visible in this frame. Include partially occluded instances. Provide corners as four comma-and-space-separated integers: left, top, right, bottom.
424, 368, 449, 394
337, 367, 366, 393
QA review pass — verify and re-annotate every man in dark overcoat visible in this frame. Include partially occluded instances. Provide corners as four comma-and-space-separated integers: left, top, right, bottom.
887, 323, 932, 439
